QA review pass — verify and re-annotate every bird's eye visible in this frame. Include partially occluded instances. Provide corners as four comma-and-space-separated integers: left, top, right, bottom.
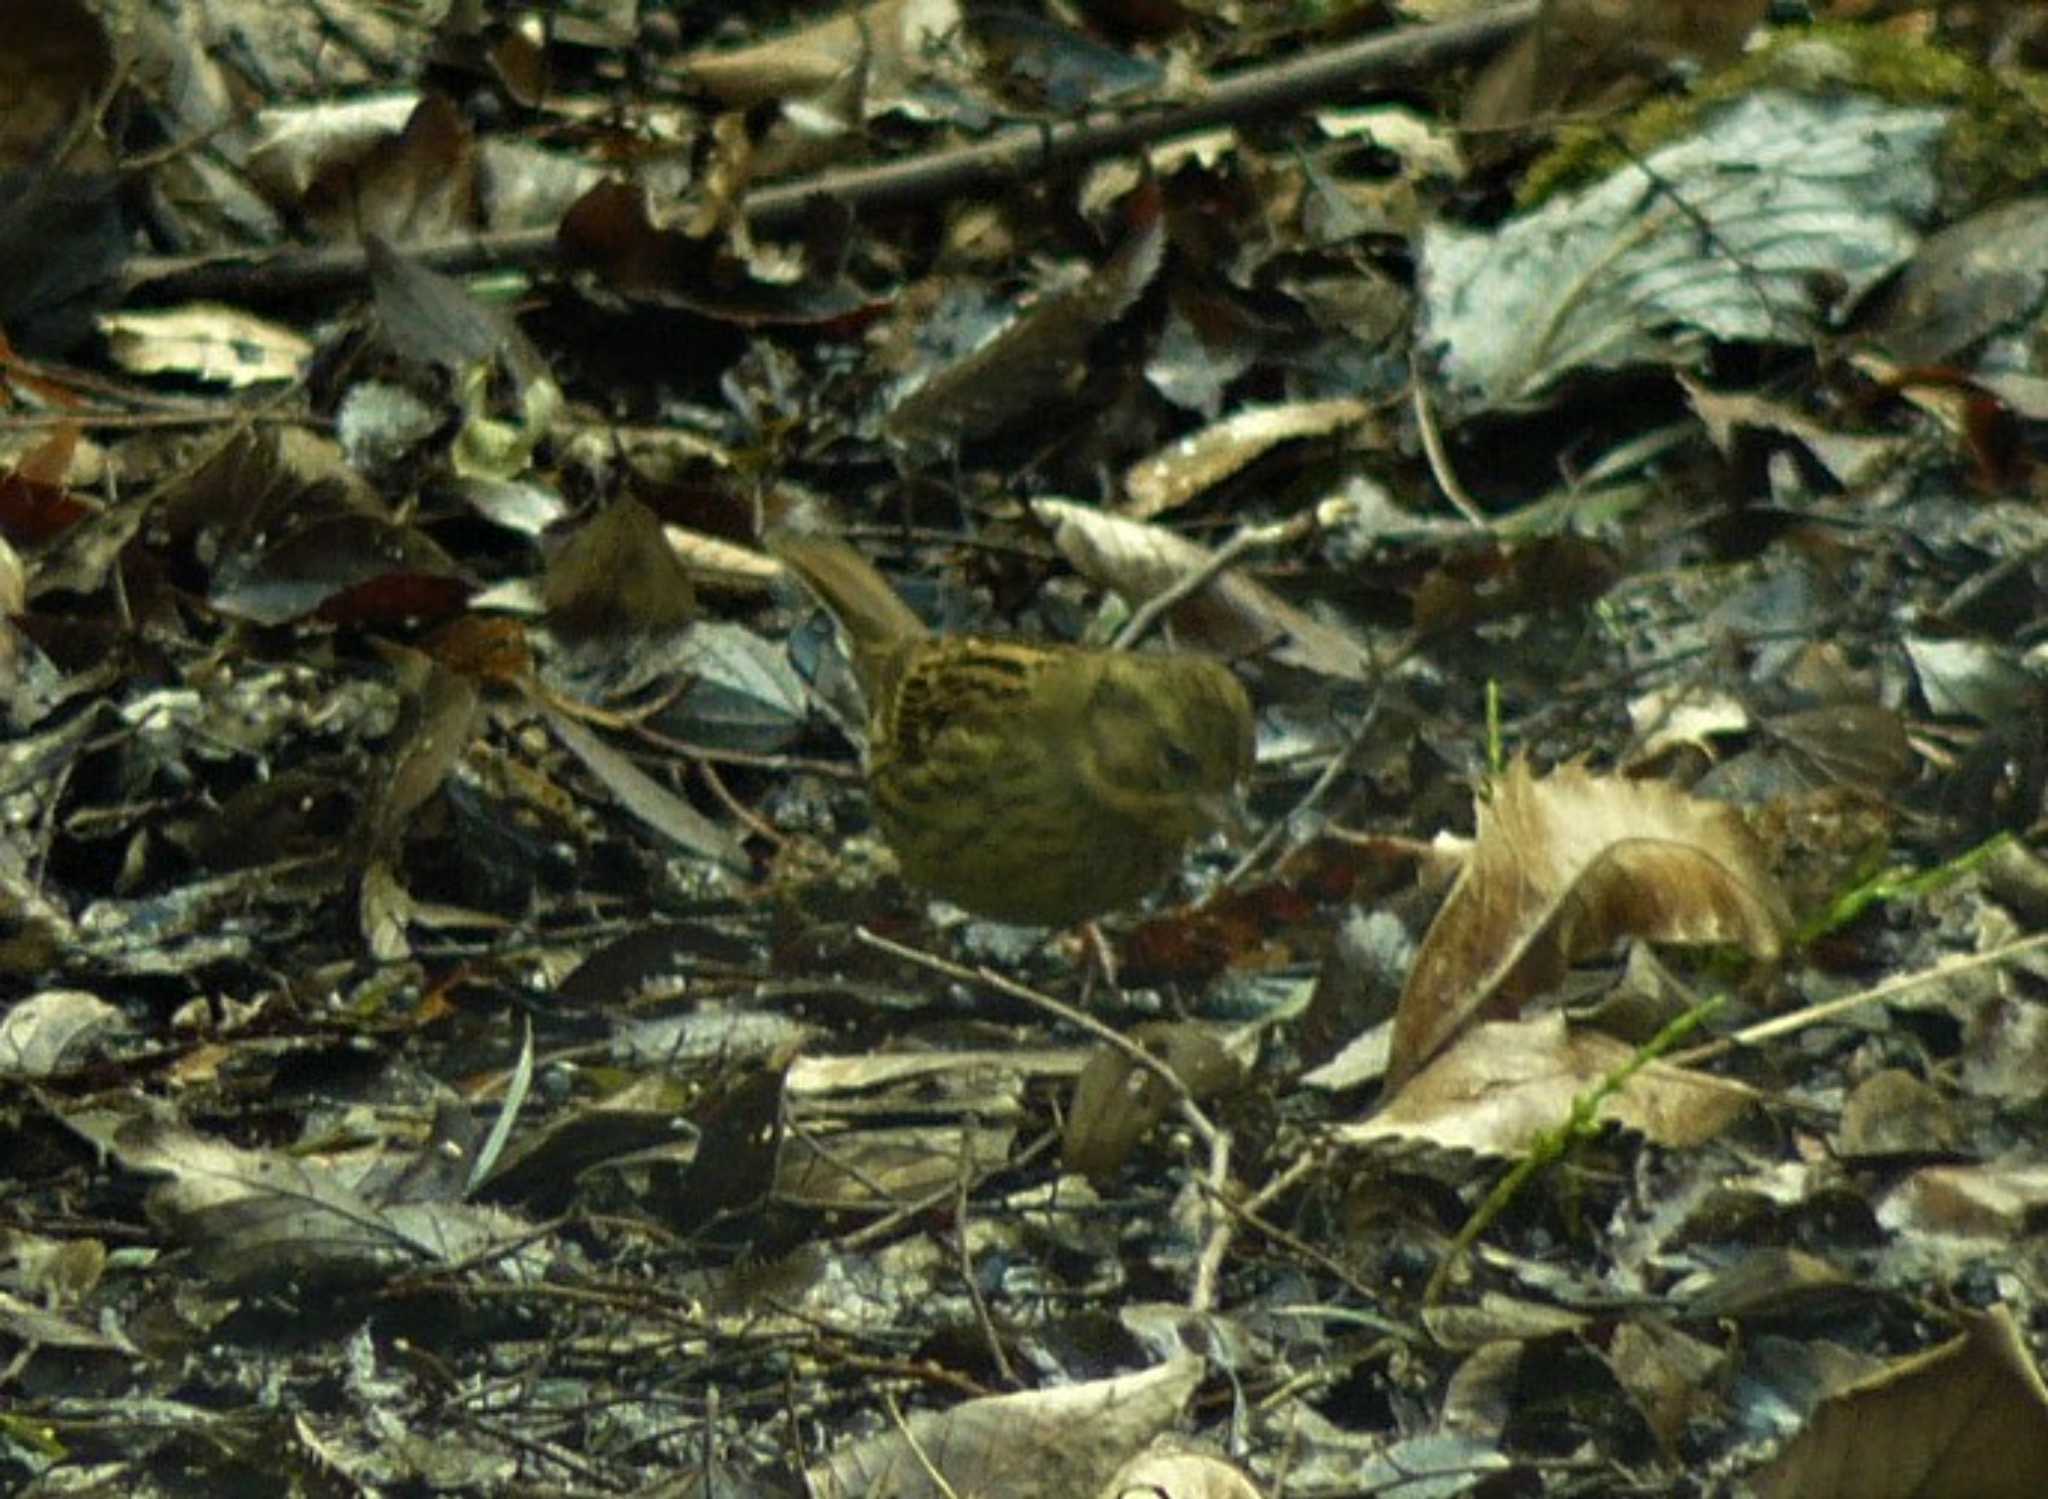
1161, 742, 1201, 783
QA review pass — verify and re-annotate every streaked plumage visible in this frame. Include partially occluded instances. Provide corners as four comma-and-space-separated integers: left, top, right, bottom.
769, 531, 1254, 926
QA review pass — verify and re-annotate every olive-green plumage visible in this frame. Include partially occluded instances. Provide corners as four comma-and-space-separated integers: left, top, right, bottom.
769, 531, 1254, 926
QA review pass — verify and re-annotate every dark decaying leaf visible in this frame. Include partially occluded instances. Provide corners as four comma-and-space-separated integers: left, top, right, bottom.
1410, 534, 1622, 634
209, 513, 470, 627
553, 922, 764, 1008
474, 1072, 696, 1214
0, 1, 116, 174
0, 424, 92, 545
364, 644, 481, 858
883, 187, 1165, 447
301, 93, 479, 244
557, 179, 884, 326
65, 862, 326, 977
542, 495, 698, 649
642, 1065, 786, 1228
178, 765, 363, 871
0, 1, 123, 353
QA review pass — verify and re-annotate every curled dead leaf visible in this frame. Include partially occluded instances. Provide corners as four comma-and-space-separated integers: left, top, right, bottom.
1752, 1305, 2048, 1499
1033, 499, 1375, 680
1387, 760, 1790, 1091
1121, 397, 1379, 520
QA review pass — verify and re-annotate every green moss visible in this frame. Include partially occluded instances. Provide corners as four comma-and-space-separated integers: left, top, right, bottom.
1517, 23, 2048, 213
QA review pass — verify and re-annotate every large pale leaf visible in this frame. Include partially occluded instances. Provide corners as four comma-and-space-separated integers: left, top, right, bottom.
1388, 760, 1790, 1090
1420, 89, 1945, 414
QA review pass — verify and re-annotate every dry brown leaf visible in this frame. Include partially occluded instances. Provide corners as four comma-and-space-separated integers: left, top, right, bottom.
301, 94, 479, 245
1121, 398, 1379, 519
1337, 1013, 1756, 1155
1100, 1448, 1263, 1499
1463, 0, 1766, 148
1033, 499, 1376, 680
1681, 373, 1904, 490
1677, 1247, 1852, 1320
1752, 1305, 2048, 1499
542, 497, 698, 645
1388, 759, 1790, 1090
679, 0, 960, 112
1838, 1068, 1959, 1158
776, 1122, 1016, 1210
1062, 1022, 1245, 1180
885, 196, 1165, 447
806, 1353, 1203, 1499
1425, 1291, 1588, 1351
1605, 1317, 1729, 1458
1877, 1160, 2048, 1241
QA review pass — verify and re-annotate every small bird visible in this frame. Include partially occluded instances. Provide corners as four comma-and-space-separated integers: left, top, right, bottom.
768, 530, 1255, 927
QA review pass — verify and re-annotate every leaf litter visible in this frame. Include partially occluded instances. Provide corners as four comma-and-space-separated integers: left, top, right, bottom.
5, 0, 2048, 1495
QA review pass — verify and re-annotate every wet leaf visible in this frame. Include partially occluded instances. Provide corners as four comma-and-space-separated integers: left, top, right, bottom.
302, 93, 479, 244
541, 699, 748, 871
210, 513, 469, 627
